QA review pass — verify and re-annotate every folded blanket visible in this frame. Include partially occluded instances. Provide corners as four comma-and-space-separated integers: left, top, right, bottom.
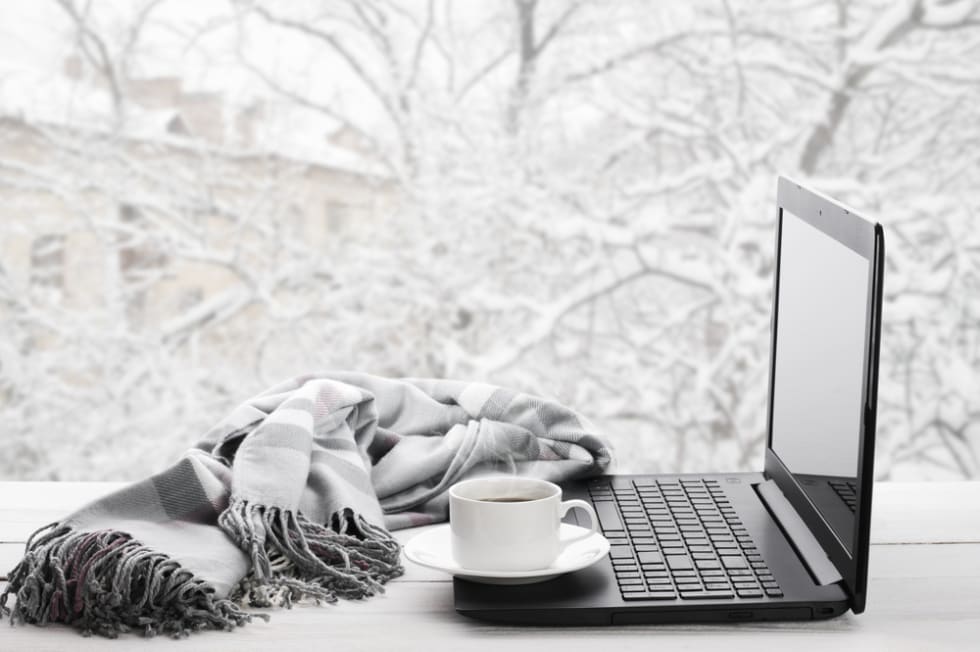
0, 371, 612, 638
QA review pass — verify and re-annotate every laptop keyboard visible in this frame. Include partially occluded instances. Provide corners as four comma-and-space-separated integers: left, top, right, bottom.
588, 478, 784, 602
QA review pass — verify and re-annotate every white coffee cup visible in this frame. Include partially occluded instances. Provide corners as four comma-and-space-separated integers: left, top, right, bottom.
449, 476, 599, 572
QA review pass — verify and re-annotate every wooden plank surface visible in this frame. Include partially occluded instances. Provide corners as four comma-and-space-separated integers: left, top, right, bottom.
1, 542, 978, 652
0, 482, 977, 651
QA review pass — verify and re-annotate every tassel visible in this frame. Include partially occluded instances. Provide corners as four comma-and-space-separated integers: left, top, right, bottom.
0, 522, 266, 639
217, 499, 404, 609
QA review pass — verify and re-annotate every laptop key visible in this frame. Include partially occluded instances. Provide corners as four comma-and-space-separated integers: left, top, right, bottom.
638, 551, 663, 565
737, 590, 763, 599
596, 502, 624, 532
666, 555, 694, 570
622, 591, 675, 601
721, 556, 748, 569
610, 546, 633, 559
680, 590, 734, 600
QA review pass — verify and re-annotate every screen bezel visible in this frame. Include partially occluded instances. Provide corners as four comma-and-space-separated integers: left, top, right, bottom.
763, 176, 884, 615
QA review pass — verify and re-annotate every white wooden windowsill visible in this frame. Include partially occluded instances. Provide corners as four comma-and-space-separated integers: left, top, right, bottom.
1, 481, 978, 651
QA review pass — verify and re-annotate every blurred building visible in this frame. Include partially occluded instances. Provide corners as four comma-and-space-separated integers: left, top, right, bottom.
0, 66, 395, 338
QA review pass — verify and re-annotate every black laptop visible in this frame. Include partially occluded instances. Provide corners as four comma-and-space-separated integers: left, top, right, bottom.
454, 176, 885, 625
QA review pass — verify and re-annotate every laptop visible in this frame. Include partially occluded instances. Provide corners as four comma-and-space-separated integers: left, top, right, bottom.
454, 176, 885, 625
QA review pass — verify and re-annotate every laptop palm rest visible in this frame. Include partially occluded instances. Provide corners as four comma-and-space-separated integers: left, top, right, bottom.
756, 480, 843, 586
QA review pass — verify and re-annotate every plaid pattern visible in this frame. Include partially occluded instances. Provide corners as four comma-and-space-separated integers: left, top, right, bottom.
1, 371, 612, 638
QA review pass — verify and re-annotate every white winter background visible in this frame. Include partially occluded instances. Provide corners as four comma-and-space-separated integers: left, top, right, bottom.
0, 0, 978, 481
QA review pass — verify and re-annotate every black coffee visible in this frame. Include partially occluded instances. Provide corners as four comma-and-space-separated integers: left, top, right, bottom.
479, 496, 537, 503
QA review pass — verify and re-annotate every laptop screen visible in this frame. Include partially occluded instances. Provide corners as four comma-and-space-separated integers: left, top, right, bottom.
769, 209, 872, 555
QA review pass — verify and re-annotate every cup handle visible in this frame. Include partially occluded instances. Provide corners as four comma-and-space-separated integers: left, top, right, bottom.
558, 499, 599, 550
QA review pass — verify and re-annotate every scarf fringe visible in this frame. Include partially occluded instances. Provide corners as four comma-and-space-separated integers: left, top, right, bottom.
0, 522, 265, 639
218, 498, 404, 609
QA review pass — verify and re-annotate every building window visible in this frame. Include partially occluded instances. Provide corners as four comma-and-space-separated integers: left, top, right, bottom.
118, 204, 167, 282
30, 234, 66, 293
118, 204, 168, 327
325, 200, 350, 233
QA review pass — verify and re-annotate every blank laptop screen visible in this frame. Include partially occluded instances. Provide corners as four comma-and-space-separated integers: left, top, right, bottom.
769, 210, 871, 554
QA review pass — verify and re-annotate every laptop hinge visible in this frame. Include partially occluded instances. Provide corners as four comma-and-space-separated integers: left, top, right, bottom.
756, 479, 843, 586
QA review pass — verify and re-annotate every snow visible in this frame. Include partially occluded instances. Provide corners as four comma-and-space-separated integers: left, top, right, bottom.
0, 0, 978, 482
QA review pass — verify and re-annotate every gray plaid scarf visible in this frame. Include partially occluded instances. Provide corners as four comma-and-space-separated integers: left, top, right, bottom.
1, 372, 612, 638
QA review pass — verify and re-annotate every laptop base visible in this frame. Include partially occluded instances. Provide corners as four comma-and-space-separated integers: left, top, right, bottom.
453, 473, 849, 626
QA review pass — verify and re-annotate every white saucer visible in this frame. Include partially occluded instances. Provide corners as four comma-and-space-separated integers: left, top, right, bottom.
403, 523, 610, 585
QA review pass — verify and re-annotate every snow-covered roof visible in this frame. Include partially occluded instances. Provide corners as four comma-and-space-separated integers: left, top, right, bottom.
0, 67, 388, 178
